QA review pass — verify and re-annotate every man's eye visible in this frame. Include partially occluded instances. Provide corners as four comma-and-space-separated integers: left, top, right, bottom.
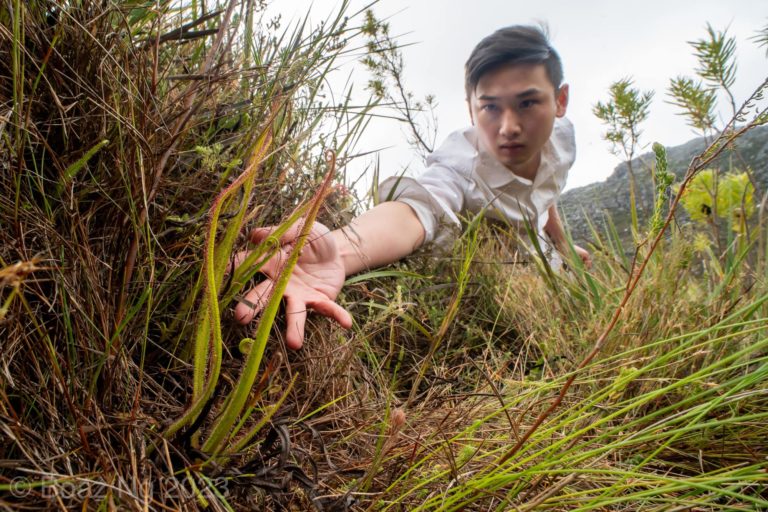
481, 104, 498, 112
520, 99, 539, 109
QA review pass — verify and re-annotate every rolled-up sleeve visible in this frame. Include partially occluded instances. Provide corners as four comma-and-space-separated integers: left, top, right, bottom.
378, 165, 470, 249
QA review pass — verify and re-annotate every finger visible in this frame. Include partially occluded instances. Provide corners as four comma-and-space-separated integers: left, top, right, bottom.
234, 280, 273, 324
284, 297, 308, 350
308, 299, 353, 329
228, 249, 250, 274
249, 223, 303, 246
250, 220, 334, 248
249, 226, 278, 244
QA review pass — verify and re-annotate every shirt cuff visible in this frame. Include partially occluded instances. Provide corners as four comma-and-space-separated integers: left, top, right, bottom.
378, 176, 461, 249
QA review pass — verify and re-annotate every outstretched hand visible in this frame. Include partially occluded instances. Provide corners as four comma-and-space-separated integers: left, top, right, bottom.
233, 222, 352, 350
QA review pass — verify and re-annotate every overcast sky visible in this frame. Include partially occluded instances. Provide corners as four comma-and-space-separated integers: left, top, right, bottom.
266, 0, 767, 191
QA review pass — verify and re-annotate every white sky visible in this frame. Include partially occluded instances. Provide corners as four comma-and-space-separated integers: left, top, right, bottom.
266, 0, 767, 191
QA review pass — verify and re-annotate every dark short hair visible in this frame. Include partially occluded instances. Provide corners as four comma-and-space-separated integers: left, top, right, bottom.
464, 25, 563, 98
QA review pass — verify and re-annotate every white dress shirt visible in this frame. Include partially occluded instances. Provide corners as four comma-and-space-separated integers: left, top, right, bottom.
378, 117, 576, 250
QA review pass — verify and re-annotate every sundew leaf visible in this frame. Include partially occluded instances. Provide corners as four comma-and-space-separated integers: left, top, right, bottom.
61, 139, 109, 184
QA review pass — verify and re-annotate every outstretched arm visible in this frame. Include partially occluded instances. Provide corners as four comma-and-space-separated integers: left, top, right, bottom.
333, 201, 426, 275
234, 201, 425, 349
544, 205, 592, 268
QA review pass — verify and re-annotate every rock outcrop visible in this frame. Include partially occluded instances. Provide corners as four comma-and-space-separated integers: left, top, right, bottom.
559, 125, 768, 246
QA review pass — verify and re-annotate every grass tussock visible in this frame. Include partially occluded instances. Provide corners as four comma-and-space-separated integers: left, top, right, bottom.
2, 1, 768, 510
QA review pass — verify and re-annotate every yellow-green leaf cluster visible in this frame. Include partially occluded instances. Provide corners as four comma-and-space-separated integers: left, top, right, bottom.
677, 169, 754, 231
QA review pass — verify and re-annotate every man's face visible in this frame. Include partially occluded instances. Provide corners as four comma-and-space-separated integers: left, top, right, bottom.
468, 63, 568, 179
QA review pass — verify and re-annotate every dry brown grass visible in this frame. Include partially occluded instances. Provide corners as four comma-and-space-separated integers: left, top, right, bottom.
2, 2, 767, 510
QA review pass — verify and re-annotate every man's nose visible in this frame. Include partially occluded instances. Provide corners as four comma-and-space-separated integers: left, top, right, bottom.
499, 109, 521, 138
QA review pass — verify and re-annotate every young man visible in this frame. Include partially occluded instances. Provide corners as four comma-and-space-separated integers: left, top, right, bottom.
234, 25, 591, 350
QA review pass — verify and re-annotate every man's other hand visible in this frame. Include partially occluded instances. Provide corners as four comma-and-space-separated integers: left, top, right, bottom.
573, 244, 592, 269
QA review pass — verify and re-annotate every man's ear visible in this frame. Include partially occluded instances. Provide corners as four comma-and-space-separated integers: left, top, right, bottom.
555, 84, 569, 117
466, 98, 475, 126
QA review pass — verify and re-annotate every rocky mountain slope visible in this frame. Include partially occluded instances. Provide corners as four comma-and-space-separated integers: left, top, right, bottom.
559, 125, 768, 246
